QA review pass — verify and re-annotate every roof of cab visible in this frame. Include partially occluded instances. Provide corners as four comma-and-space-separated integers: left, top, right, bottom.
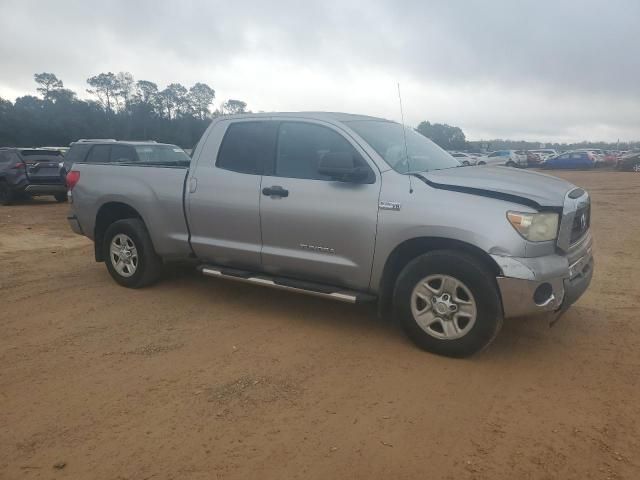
217, 111, 396, 124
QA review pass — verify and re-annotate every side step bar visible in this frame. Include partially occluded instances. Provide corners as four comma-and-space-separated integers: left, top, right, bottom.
198, 265, 376, 304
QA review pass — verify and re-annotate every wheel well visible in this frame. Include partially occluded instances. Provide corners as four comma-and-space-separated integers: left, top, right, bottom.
377, 237, 501, 318
94, 202, 143, 261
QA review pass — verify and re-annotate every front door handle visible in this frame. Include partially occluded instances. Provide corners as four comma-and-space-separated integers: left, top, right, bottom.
262, 185, 289, 198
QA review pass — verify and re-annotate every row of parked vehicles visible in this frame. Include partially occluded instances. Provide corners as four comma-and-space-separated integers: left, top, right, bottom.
448, 148, 638, 170
2, 140, 639, 206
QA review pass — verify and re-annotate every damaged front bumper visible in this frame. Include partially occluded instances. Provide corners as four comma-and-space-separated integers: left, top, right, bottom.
491, 232, 594, 319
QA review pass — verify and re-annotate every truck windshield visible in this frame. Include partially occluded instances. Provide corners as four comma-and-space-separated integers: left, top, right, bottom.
346, 120, 460, 173
134, 145, 191, 166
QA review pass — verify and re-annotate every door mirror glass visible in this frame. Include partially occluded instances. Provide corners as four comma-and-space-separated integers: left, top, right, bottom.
318, 152, 370, 182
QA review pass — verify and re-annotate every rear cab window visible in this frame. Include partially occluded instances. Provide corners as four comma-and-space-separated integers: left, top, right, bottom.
216, 121, 278, 175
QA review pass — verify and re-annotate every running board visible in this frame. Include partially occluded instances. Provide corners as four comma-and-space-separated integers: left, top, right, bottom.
198, 265, 376, 304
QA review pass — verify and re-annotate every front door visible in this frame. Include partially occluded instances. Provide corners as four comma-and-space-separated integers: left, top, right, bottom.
259, 121, 380, 291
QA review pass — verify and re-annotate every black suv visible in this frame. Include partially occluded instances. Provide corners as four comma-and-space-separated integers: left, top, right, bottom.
63, 139, 191, 173
0, 148, 67, 205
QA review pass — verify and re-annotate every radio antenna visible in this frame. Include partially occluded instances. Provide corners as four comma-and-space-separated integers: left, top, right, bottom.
397, 82, 413, 193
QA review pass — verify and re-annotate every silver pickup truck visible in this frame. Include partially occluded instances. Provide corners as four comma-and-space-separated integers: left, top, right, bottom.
66, 112, 593, 357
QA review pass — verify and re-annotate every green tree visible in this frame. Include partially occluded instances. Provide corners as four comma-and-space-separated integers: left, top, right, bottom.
188, 83, 215, 120
221, 99, 248, 115
34, 72, 63, 100
87, 72, 119, 113
116, 72, 135, 111
416, 121, 467, 150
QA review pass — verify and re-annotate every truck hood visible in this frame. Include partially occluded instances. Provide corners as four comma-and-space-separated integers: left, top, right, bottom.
416, 166, 574, 210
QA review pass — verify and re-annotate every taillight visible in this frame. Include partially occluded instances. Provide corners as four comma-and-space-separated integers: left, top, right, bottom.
11, 162, 25, 170
66, 170, 81, 190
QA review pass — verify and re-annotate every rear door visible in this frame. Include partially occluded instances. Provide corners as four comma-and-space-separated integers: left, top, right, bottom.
187, 119, 277, 270
20, 150, 64, 184
259, 120, 380, 291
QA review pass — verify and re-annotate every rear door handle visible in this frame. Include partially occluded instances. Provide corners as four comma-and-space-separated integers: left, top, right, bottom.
262, 185, 289, 198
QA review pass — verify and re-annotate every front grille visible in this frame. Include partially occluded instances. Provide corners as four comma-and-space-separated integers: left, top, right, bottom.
570, 202, 590, 244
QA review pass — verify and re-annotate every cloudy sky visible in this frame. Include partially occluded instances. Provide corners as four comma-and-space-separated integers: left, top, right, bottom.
0, 0, 638, 142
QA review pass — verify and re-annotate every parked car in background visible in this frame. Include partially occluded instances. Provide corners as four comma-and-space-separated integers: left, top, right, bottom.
529, 149, 558, 162
0, 148, 67, 205
542, 151, 596, 170
524, 151, 543, 167
574, 149, 604, 165
63, 139, 191, 172
485, 150, 527, 167
602, 151, 619, 166
615, 151, 640, 172
449, 152, 477, 165
66, 112, 593, 358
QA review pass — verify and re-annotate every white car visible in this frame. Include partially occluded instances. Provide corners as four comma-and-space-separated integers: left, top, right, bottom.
484, 150, 527, 167
449, 152, 478, 166
529, 149, 558, 162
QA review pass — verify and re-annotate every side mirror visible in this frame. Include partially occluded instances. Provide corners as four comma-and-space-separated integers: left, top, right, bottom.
318, 152, 370, 183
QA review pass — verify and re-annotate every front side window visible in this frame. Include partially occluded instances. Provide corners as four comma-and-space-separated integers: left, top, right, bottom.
274, 122, 367, 180
216, 121, 277, 175
347, 120, 458, 173
86, 145, 111, 163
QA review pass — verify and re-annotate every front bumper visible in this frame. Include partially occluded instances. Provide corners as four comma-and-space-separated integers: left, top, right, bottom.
492, 233, 594, 319
67, 214, 83, 235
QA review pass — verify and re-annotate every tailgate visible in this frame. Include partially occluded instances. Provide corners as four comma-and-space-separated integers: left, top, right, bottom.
22, 153, 65, 184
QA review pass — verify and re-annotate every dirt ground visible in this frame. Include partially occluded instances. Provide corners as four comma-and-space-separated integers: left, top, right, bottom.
1, 170, 639, 479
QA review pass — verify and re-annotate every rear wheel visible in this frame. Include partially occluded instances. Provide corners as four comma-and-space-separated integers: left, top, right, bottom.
633, 162, 640, 172
477, 161, 486, 166
54, 193, 68, 202
506, 161, 516, 167
0, 182, 14, 206
394, 251, 503, 357
103, 218, 162, 288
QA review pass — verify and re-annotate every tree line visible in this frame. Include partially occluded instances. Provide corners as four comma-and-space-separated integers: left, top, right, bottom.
0, 72, 249, 148
1, 72, 637, 151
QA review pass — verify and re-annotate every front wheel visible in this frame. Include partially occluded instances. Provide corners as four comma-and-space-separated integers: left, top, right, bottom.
54, 193, 68, 202
103, 218, 162, 288
506, 161, 516, 167
394, 251, 503, 357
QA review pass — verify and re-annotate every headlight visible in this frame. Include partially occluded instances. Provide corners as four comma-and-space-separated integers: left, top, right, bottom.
507, 211, 559, 242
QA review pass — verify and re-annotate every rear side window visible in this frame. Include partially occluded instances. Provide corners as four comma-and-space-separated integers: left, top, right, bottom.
110, 145, 138, 163
66, 144, 92, 165
274, 122, 365, 181
216, 121, 277, 175
86, 145, 111, 163
0, 152, 9, 165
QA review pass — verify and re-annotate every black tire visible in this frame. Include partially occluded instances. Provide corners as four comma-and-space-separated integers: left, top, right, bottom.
54, 193, 68, 203
393, 250, 503, 358
506, 161, 516, 167
477, 161, 486, 166
0, 181, 14, 206
103, 218, 162, 288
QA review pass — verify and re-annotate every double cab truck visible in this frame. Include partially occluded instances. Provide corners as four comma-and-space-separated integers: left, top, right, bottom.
66, 113, 594, 357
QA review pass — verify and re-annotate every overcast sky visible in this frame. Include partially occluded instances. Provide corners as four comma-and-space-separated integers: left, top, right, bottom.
1, 0, 638, 142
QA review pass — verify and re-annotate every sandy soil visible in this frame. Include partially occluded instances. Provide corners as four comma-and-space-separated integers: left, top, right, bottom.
1, 170, 639, 479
